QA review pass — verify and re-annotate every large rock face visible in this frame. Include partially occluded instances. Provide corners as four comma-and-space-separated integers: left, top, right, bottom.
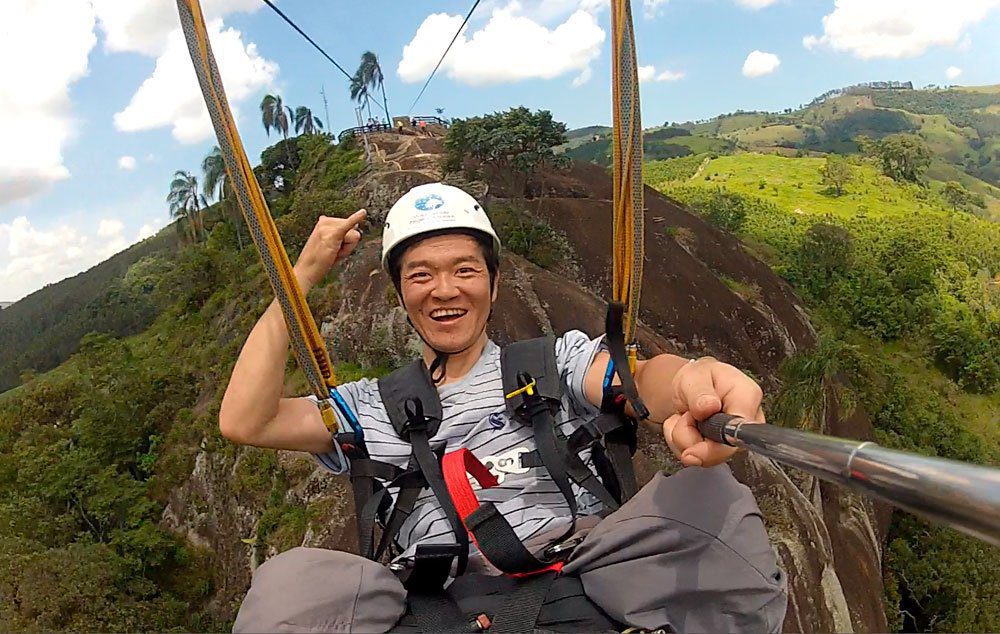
163, 135, 889, 632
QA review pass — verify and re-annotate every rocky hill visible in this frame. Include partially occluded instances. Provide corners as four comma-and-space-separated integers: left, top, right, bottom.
160, 129, 888, 631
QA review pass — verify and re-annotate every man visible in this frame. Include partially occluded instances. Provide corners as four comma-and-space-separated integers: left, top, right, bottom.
221, 183, 786, 632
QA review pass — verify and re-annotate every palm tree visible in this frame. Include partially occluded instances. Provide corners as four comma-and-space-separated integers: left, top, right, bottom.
349, 72, 372, 122
356, 51, 390, 125
167, 170, 207, 243
770, 335, 864, 433
293, 106, 323, 135
260, 93, 294, 165
202, 147, 244, 250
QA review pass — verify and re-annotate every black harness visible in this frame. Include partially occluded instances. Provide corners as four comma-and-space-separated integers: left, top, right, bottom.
335, 304, 647, 632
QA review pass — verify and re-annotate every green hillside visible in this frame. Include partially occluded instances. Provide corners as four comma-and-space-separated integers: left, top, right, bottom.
567, 84, 1000, 193
681, 153, 998, 220
647, 150, 1000, 630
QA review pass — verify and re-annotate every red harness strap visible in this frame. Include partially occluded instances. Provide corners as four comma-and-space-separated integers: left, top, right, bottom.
442, 448, 564, 577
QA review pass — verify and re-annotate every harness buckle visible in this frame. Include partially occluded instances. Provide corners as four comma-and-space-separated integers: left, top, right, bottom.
543, 535, 585, 559
505, 378, 537, 400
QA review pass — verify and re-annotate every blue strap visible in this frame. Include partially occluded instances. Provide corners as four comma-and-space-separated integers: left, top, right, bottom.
329, 386, 365, 443
602, 357, 616, 393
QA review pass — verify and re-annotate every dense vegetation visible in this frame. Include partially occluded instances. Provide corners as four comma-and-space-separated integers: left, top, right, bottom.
445, 107, 569, 193
0, 233, 174, 392
0, 136, 365, 631
648, 149, 1000, 632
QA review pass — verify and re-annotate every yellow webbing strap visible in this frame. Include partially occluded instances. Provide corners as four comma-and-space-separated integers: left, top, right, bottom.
610, 0, 645, 346
176, 0, 339, 432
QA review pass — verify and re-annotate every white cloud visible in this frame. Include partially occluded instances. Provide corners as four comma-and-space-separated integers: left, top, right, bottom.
0, 212, 163, 301
803, 0, 1000, 59
734, 0, 778, 7
0, 0, 97, 207
656, 69, 686, 81
946, 66, 964, 80
479, 0, 606, 24
572, 66, 593, 87
0, 216, 113, 301
113, 20, 278, 144
638, 65, 686, 83
118, 155, 137, 171
742, 50, 781, 77
97, 219, 124, 237
643, 0, 670, 18
91, 0, 261, 56
137, 222, 159, 241
398, 4, 605, 86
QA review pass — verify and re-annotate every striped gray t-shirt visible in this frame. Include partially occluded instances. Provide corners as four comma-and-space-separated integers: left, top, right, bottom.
314, 330, 607, 560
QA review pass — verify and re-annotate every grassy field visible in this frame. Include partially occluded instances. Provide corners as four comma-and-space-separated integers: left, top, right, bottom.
691, 113, 769, 136
914, 113, 977, 162
731, 124, 809, 148
675, 153, 953, 220
661, 134, 731, 154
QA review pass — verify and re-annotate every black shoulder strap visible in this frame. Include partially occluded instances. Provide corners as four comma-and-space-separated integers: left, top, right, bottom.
500, 336, 562, 418
605, 302, 649, 420
378, 359, 443, 439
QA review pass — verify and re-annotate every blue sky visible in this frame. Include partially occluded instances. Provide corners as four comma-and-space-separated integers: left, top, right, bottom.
2, 0, 1000, 302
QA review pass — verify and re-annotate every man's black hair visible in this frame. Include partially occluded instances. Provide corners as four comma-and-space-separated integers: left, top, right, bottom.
386, 229, 500, 300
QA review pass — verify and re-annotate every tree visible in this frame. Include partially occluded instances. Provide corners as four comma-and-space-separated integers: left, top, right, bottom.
864, 133, 932, 183
770, 334, 864, 433
794, 222, 854, 297
260, 94, 294, 166
354, 51, 390, 125
349, 73, 372, 121
821, 154, 853, 195
254, 136, 302, 200
166, 170, 206, 243
293, 106, 323, 135
444, 107, 569, 194
942, 181, 987, 213
201, 146, 244, 250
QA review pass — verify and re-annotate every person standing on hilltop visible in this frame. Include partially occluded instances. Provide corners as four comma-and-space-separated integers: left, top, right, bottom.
219, 183, 786, 632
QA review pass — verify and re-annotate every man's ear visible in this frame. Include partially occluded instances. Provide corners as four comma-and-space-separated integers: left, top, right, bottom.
491, 274, 500, 302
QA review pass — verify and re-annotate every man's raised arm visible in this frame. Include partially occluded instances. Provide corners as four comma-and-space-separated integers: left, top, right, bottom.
218, 210, 366, 453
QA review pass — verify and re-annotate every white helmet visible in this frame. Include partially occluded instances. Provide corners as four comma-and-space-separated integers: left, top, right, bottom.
381, 183, 501, 269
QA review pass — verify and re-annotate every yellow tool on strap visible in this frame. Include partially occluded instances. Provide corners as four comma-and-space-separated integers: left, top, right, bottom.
176, 0, 344, 436
610, 0, 645, 370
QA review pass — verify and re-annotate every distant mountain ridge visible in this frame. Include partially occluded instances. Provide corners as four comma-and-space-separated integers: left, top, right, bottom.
565, 83, 1000, 201
0, 302, 12, 310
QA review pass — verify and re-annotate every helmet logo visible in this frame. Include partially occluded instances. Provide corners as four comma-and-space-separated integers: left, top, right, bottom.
414, 194, 445, 211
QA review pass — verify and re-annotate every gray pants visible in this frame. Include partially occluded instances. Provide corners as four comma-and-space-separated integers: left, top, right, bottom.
234, 465, 787, 633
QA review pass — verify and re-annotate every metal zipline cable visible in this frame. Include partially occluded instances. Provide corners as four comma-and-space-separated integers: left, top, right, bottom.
259, 0, 390, 119
259, 0, 352, 80
407, 0, 482, 114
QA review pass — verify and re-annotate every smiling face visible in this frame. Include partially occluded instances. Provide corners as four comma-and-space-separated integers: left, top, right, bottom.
398, 233, 497, 354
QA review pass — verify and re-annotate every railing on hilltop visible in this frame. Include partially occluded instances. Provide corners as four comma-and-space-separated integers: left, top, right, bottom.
337, 116, 450, 143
